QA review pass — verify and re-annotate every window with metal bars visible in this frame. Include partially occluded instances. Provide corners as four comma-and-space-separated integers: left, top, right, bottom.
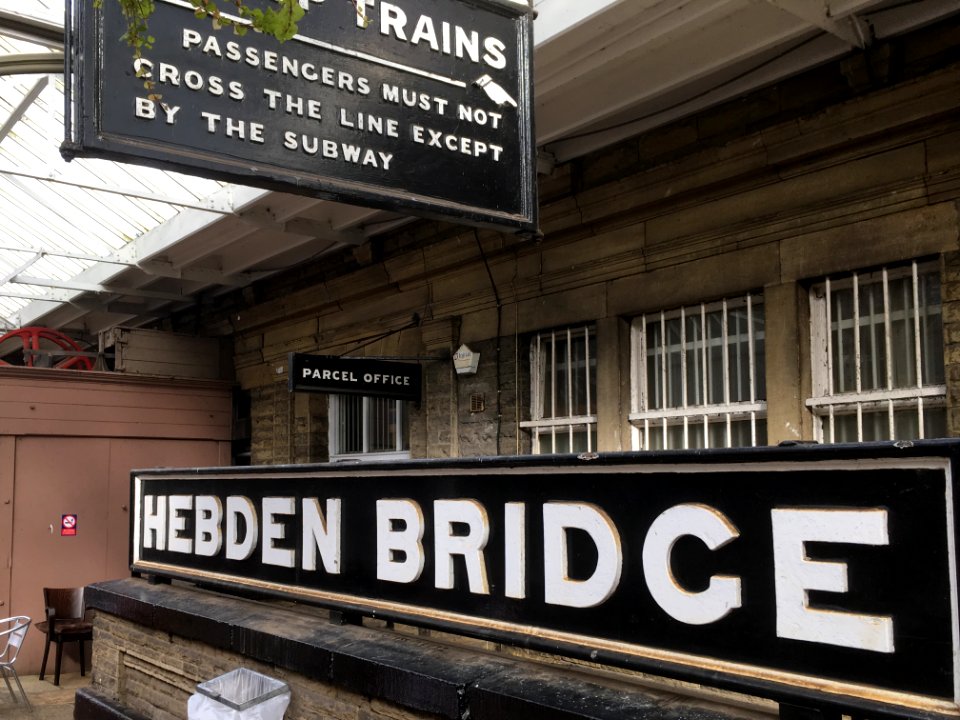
521, 326, 597, 454
630, 295, 767, 450
807, 261, 946, 443
328, 394, 410, 462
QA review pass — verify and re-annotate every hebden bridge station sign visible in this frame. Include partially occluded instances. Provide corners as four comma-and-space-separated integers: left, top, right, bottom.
131, 442, 960, 720
63, 0, 537, 234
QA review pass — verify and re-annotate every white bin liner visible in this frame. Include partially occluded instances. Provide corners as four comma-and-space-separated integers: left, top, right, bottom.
187, 667, 290, 720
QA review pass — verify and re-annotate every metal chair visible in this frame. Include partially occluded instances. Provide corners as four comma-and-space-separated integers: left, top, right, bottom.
0, 615, 31, 707
35, 587, 93, 686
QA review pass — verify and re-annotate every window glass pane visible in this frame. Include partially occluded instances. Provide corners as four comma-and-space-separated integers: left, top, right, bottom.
924, 407, 947, 438
646, 322, 663, 410
754, 317, 766, 400
367, 397, 394, 452
685, 313, 704, 406
921, 272, 944, 385
832, 286, 856, 393
633, 296, 765, 451
337, 395, 363, 454
644, 417, 764, 450
334, 395, 408, 456
529, 326, 597, 455
888, 275, 915, 388
728, 307, 750, 402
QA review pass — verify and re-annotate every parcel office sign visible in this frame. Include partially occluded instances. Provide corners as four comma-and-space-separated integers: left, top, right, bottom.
288, 352, 421, 401
131, 443, 960, 718
63, 0, 537, 234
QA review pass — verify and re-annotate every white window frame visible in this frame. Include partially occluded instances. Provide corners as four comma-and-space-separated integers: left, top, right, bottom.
629, 295, 766, 450
328, 394, 411, 463
520, 325, 597, 454
807, 260, 946, 443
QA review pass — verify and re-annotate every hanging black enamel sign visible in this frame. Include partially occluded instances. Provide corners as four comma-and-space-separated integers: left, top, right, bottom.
288, 352, 422, 401
131, 442, 960, 720
63, 0, 537, 234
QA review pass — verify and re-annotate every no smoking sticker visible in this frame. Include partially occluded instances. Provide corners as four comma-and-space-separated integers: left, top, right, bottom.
61, 514, 77, 537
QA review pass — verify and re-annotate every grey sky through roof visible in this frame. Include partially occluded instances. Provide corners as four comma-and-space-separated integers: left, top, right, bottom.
0, 0, 225, 330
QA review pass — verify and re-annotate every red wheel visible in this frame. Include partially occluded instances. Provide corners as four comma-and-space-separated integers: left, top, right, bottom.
0, 327, 93, 370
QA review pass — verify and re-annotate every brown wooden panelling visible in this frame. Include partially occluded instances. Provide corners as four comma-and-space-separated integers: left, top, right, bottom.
0, 368, 231, 440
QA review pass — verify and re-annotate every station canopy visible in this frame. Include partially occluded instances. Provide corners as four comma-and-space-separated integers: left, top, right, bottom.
0, 0, 957, 343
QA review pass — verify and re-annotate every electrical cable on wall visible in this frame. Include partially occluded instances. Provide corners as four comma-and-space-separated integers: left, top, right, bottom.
475, 229, 503, 456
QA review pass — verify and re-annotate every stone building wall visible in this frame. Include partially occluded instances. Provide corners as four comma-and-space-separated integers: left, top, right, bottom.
169, 18, 960, 464
90, 610, 442, 720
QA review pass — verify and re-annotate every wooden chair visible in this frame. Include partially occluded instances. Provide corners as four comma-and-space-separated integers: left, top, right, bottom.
35, 587, 93, 686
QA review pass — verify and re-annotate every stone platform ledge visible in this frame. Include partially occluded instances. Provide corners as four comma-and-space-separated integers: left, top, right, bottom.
82, 577, 761, 720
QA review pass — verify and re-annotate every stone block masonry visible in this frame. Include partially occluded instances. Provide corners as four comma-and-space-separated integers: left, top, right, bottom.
78, 578, 766, 720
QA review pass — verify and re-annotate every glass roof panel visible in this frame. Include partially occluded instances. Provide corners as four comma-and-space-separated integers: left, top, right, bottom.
0, 1, 227, 330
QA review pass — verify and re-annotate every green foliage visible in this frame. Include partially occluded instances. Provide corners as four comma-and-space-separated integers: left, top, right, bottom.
99, 0, 369, 51
96, 0, 370, 94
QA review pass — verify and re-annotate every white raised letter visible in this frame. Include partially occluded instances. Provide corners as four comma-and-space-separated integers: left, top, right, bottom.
302, 498, 341, 573
771, 507, 894, 653
504, 503, 525, 599
642, 503, 741, 625
262, 497, 295, 568
543, 503, 622, 608
377, 499, 424, 583
167, 495, 193, 554
433, 499, 489, 594
142, 494, 166, 550
225, 496, 258, 561
194, 495, 222, 557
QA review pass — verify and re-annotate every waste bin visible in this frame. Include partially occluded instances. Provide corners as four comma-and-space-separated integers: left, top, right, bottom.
187, 667, 291, 720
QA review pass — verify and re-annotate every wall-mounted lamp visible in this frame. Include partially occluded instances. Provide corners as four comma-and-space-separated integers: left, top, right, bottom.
453, 344, 480, 375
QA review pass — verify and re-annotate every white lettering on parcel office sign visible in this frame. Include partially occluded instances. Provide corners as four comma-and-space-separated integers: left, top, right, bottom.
63, 0, 537, 234
130, 444, 960, 719
287, 353, 422, 401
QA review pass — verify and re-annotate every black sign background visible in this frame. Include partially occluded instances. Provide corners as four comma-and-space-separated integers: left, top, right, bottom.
288, 352, 422, 401
64, 0, 537, 233
131, 443, 960, 718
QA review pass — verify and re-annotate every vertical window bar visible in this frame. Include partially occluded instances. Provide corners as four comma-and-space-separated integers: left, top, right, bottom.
661, 417, 667, 448
725, 413, 732, 447
750, 410, 757, 446
722, 298, 730, 405
853, 273, 861, 394
660, 314, 668, 412
747, 294, 756, 404
826, 277, 834, 396
856, 402, 863, 442
361, 397, 370, 454
912, 260, 923, 389
912, 262, 924, 436
703, 414, 709, 450
828, 405, 835, 444
700, 304, 708, 407
918, 396, 926, 439
534, 334, 542, 420
585, 326, 593, 415
888, 398, 895, 439
866, 283, 880, 390
680, 306, 688, 409
635, 316, 645, 412
395, 400, 402, 451
550, 332, 557, 419
882, 267, 893, 391
643, 418, 650, 451
566, 327, 573, 417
